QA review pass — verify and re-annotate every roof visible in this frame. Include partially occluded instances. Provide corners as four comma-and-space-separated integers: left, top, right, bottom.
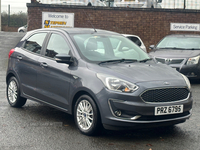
166, 34, 200, 38
29, 28, 120, 35
61, 28, 120, 35
122, 34, 139, 37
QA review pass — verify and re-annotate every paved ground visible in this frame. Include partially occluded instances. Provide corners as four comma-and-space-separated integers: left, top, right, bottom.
0, 32, 200, 150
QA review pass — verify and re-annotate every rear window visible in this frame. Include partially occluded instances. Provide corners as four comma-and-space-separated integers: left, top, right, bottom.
127, 36, 142, 46
24, 33, 47, 54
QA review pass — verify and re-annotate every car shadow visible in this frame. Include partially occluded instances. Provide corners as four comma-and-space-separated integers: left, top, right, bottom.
11, 100, 188, 142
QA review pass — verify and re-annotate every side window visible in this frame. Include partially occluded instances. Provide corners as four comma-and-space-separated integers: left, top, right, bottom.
24, 33, 47, 54
128, 37, 142, 46
45, 34, 70, 58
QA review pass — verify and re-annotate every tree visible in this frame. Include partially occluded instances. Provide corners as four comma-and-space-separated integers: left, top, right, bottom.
1, 11, 27, 27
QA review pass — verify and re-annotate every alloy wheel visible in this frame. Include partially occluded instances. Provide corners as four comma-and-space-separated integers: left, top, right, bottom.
76, 100, 94, 130
7, 80, 18, 104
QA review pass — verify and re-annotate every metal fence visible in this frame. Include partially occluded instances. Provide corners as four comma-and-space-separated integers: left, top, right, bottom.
161, 0, 200, 9
39, 0, 200, 10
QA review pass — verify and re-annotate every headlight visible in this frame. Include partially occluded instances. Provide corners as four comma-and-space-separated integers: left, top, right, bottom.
97, 73, 138, 93
186, 56, 200, 65
181, 74, 191, 89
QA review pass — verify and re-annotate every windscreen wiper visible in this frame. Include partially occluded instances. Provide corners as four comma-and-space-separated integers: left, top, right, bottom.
157, 47, 187, 50
139, 58, 152, 63
186, 48, 200, 50
98, 59, 138, 65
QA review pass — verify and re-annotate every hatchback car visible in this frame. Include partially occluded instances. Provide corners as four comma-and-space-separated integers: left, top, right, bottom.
149, 34, 200, 79
122, 34, 147, 52
50, 0, 106, 6
18, 25, 27, 33
6, 28, 192, 135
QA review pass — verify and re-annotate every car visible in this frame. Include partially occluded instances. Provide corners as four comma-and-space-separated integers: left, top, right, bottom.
113, 0, 162, 8
50, 0, 106, 6
6, 28, 192, 135
122, 34, 147, 52
149, 34, 200, 79
18, 25, 27, 33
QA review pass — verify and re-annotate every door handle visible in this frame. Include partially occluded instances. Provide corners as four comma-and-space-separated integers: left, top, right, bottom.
40, 62, 48, 68
17, 56, 22, 60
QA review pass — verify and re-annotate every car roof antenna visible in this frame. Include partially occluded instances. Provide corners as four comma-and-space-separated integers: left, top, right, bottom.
83, 10, 97, 33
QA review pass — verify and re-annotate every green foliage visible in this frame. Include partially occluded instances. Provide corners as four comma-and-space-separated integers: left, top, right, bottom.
1, 11, 27, 27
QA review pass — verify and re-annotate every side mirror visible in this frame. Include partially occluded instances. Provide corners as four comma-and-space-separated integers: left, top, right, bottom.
55, 54, 74, 64
149, 45, 155, 50
157, 0, 162, 3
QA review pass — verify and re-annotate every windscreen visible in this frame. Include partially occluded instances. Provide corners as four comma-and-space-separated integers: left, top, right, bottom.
72, 34, 149, 62
157, 36, 200, 50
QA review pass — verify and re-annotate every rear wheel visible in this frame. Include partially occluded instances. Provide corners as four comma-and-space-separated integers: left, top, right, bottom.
87, 2, 92, 6
7, 77, 27, 107
74, 95, 101, 136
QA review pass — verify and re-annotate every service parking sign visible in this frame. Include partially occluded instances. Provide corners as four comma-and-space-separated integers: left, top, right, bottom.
42, 12, 74, 28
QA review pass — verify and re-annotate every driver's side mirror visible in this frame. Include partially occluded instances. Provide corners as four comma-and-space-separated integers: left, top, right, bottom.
55, 54, 74, 64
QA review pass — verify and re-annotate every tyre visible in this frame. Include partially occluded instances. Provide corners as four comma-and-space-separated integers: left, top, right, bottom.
87, 2, 92, 6
74, 95, 101, 136
7, 76, 27, 107
19, 30, 24, 33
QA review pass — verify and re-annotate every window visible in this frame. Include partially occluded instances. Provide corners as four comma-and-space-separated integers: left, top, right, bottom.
127, 37, 142, 46
45, 34, 70, 58
157, 37, 200, 49
73, 34, 149, 62
24, 33, 47, 54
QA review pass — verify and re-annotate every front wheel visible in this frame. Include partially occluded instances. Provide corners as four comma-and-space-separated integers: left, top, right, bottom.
74, 95, 101, 136
7, 76, 27, 107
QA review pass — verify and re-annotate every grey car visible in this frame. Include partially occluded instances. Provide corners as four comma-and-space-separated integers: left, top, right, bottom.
149, 34, 200, 79
6, 28, 192, 135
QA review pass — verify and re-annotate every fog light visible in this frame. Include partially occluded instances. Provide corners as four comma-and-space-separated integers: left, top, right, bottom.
115, 110, 122, 117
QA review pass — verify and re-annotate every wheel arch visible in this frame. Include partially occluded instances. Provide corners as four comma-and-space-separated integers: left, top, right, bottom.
71, 89, 101, 120
87, 2, 92, 6
6, 72, 16, 84
6, 71, 23, 96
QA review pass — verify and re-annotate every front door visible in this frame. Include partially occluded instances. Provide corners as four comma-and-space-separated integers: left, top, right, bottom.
35, 32, 72, 110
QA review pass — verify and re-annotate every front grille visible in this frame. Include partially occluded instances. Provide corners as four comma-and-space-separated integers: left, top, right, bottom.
155, 58, 184, 65
141, 88, 190, 103
155, 58, 165, 63
171, 59, 184, 64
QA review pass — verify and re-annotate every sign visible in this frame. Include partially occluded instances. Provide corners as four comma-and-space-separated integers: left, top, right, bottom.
42, 12, 74, 28
170, 23, 200, 32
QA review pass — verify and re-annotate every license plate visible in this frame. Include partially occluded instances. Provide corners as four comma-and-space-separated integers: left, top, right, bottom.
155, 105, 183, 116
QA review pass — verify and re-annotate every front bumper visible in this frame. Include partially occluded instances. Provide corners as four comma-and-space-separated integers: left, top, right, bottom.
171, 64, 200, 79
96, 85, 193, 130
154, 57, 200, 79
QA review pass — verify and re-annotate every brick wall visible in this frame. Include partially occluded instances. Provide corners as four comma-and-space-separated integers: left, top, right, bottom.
2, 25, 19, 32
27, 3, 200, 52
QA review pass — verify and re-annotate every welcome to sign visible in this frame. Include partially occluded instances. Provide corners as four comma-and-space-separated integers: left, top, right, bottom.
42, 12, 74, 28
170, 23, 200, 32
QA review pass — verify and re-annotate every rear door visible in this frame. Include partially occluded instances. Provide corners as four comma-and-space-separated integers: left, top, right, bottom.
16, 32, 47, 97
35, 32, 72, 110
